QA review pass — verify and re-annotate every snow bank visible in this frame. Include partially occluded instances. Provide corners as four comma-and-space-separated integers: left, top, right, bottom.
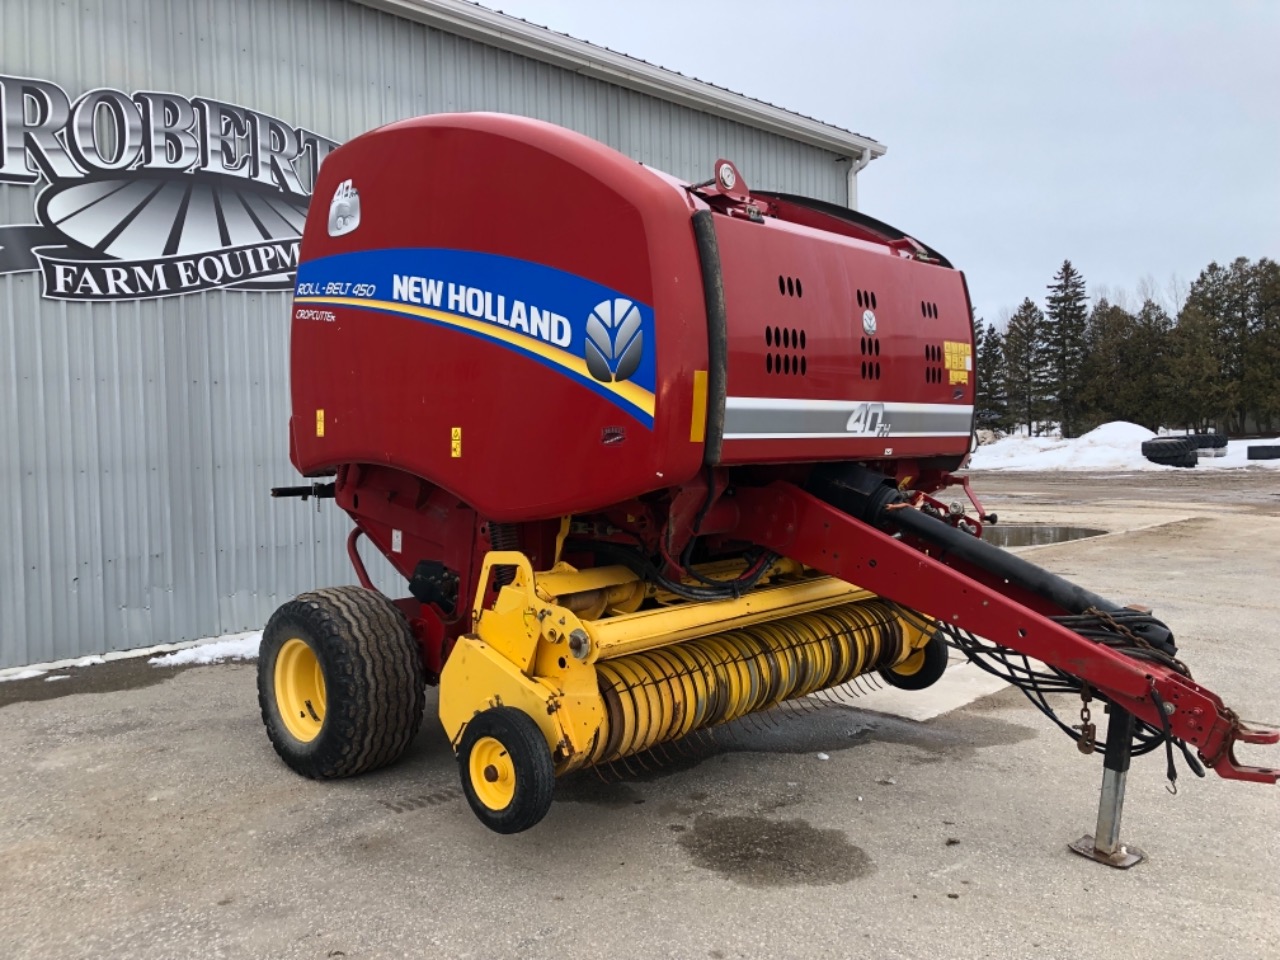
969, 422, 1158, 471
148, 631, 262, 667
969, 423, 1280, 472
0, 668, 49, 683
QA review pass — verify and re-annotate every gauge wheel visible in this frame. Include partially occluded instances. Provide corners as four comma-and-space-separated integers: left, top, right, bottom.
879, 631, 950, 691
457, 706, 556, 834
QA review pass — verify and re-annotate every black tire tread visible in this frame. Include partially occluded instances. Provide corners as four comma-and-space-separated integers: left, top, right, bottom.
258, 586, 425, 779
878, 632, 950, 691
1141, 436, 1194, 459
458, 706, 556, 834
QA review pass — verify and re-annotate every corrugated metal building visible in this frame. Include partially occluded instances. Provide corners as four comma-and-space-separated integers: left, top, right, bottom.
0, 0, 884, 669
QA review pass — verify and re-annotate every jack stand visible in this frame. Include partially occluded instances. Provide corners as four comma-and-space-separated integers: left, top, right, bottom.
1069, 706, 1147, 869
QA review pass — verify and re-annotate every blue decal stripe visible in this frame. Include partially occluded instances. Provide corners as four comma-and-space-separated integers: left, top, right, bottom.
295, 296, 655, 426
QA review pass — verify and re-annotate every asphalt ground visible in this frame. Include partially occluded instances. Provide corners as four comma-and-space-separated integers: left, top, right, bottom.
1, 470, 1278, 960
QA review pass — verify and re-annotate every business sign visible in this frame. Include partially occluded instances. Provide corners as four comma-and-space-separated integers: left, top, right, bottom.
0, 75, 339, 301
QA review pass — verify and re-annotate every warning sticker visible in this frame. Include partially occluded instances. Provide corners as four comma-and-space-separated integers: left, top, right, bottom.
944, 340, 972, 385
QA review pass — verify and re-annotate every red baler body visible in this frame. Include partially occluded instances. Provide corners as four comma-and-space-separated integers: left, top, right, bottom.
289, 113, 974, 520
278, 113, 1276, 806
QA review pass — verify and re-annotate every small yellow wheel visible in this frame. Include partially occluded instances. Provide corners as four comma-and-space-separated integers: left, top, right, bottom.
458, 707, 555, 834
468, 736, 517, 811
879, 632, 950, 691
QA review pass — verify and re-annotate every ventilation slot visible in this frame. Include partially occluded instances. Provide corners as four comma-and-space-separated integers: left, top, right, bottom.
777, 275, 804, 298
925, 343, 944, 384
765, 327, 808, 376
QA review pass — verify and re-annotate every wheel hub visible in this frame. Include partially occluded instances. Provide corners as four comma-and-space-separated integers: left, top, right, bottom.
469, 736, 516, 810
275, 637, 327, 742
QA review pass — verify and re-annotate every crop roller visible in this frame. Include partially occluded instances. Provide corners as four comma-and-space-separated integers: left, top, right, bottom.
261, 113, 1277, 858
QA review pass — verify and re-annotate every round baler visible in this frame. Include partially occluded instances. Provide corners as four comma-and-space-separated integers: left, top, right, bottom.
261, 114, 1276, 854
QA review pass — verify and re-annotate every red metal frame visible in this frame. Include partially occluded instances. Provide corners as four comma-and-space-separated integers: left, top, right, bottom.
729, 482, 1279, 784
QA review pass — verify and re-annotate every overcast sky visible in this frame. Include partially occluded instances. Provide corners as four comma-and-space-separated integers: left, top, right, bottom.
490, 1, 1279, 325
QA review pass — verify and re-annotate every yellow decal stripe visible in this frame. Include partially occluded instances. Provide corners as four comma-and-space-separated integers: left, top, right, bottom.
297, 296, 656, 417
690, 369, 708, 443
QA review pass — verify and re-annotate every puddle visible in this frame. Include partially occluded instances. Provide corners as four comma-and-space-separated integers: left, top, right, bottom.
981, 524, 1104, 548
678, 813, 873, 887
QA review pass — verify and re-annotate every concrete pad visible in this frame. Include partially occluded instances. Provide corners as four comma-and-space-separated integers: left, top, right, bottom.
0, 470, 1278, 960
846, 659, 1012, 721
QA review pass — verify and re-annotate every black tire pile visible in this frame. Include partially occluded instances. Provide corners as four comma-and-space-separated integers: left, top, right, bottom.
1140, 436, 1198, 468
1192, 433, 1228, 458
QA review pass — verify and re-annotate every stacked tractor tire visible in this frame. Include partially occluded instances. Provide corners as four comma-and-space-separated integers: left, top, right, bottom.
1142, 433, 1280, 465
1192, 433, 1229, 459
1141, 436, 1198, 468
1140, 433, 1227, 468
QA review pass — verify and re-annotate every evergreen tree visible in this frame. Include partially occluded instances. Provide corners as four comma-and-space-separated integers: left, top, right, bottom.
1183, 258, 1252, 432
1242, 258, 1280, 434
1044, 260, 1090, 437
1002, 298, 1052, 435
1079, 298, 1172, 432
1132, 299, 1175, 430
1080, 298, 1137, 429
974, 320, 1009, 431
1167, 303, 1230, 431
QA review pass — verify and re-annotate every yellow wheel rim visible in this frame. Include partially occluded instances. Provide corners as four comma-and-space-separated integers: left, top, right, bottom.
892, 647, 927, 677
469, 736, 517, 810
275, 638, 327, 742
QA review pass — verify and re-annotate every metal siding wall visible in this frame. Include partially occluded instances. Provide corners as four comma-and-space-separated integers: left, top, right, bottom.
0, 0, 849, 668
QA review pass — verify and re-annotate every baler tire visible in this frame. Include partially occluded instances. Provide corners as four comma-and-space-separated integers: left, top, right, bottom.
457, 707, 555, 834
879, 632, 949, 691
258, 586, 426, 780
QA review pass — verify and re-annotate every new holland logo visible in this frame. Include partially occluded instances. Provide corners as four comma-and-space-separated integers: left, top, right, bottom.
0, 74, 339, 301
584, 298, 643, 384
327, 179, 360, 237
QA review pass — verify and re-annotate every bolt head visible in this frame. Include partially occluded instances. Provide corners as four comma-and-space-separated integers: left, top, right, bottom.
568, 628, 591, 659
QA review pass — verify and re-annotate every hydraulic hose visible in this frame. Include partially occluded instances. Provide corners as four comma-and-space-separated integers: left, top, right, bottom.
805, 464, 1176, 655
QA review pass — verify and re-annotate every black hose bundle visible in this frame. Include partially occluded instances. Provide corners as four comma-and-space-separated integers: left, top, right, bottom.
886, 601, 1206, 785
567, 538, 778, 603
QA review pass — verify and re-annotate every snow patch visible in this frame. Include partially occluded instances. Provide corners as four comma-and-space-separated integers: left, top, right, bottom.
970, 422, 1280, 472
0, 668, 48, 683
149, 631, 262, 667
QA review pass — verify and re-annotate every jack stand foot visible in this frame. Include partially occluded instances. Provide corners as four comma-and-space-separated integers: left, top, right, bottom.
1068, 834, 1146, 869
1069, 705, 1147, 869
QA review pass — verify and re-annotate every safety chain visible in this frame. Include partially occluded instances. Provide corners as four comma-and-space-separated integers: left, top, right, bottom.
1084, 606, 1192, 678
1075, 684, 1096, 754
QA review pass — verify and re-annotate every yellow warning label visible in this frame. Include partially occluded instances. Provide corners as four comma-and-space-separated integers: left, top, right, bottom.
949, 369, 970, 385
315, 409, 324, 437
451, 426, 462, 458
943, 340, 972, 371
690, 370, 708, 443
